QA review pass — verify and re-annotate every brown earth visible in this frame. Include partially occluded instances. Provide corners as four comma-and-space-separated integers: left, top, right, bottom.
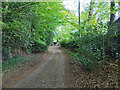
3, 46, 72, 88
2, 46, 119, 88
63, 48, 119, 88
2, 47, 52, 88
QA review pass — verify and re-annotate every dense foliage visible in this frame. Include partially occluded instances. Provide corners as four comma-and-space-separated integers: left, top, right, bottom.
56, 2, 120, 71
2, 1, 120, 72
2, 2, 66, 60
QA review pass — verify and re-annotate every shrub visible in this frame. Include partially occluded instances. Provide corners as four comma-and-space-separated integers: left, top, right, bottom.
31, 41, 48, 53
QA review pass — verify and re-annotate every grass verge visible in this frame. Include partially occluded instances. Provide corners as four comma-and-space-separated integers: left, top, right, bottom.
2, 56, 29, 75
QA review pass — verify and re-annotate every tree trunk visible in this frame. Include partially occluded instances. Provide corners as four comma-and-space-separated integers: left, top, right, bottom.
78, 0, 81, 37
118, 3, 120, 18
88, 0, 94, 21
110, 1, 115, 25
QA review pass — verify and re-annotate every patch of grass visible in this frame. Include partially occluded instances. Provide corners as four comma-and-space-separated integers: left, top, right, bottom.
2, 56, 29, 74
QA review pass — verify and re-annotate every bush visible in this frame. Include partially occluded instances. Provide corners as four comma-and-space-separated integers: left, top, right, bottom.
31, 41, 48, 53
60, 39, 79, 50
105, 18, 120, 59
2, 56, 29, 73
2, 47, 12, 61
61, 33, 105, 71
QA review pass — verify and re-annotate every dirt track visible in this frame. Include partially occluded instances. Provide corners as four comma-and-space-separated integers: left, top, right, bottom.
14, 46, 67, 88
3, 46, 118, 88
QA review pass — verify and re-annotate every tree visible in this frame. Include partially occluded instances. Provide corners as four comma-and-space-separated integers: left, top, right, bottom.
88, 0, 95, 21
118, 2, 120, 18
110, 1, 115, 25
78, 0, 81, 37
2, 2, 67, 60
